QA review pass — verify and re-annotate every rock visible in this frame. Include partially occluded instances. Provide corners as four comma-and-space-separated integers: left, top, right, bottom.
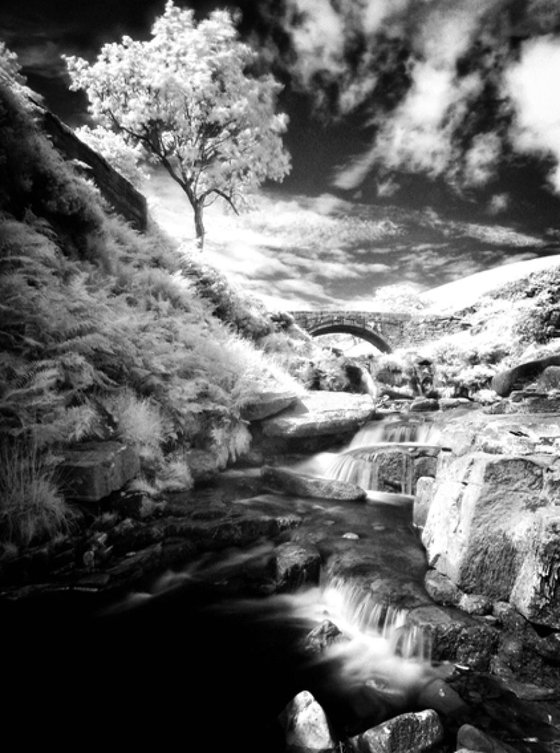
491, 355, 560, 397
185, 449, 226, 482
300, 619, 346, 655
260, 391, 376, 439
261, 465, 367, 502
413, 477, 435, 529
510, 508, 560, 628
424, 569, 461, 606
458, 593, 493, 616
457, 724, 517, 753
407, 605, 498, 671
537, 365, 560, 391
274, 542, 321, 591
348, 709, 443, 753
410, 398, 440, 412
59, 442, 140, 502
413, 455, 437, 482
278, 690, 335, 752
415, 677, 467, 716
421, 452, 548, 601
342, 532, 360, 540
440, 397, 476, 410
240, 390, 299, 421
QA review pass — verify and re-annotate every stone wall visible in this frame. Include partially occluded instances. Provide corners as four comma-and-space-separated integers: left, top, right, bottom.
42, 109, 148, 231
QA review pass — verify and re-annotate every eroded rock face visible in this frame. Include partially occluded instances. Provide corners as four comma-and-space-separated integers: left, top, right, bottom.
261, 465, 367, 502
347, 709, 443, 753
279, 690, 335, 753
510, 509, 560, 628
421, 453, 551, 602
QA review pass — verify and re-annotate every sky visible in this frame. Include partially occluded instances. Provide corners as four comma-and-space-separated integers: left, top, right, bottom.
2, 0, 560, 310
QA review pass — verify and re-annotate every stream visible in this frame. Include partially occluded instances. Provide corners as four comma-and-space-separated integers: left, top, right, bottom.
2, 413, 557, 751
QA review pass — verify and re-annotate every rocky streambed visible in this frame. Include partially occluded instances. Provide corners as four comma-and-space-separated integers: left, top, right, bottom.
2, 389, 560, 753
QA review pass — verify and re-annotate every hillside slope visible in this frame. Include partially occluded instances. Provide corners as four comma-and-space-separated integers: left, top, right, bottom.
0, 79, 310, 548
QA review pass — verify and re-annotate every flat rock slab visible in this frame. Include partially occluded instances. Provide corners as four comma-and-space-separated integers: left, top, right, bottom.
262, 465, 367, 501
260, 391, 376, 438
59, 441, 140, 502
240, 390, 300, 421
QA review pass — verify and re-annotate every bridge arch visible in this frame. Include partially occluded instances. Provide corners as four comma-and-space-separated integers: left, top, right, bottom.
307, 323, 392, 353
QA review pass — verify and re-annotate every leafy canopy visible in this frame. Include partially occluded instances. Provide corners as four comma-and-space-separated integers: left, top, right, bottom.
64, 1, 291, 246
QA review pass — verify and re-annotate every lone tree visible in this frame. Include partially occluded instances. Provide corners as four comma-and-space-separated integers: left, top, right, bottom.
64, 1, 291, 248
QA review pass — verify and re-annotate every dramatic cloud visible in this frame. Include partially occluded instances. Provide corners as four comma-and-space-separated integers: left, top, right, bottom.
280, 0, 560, 197
504, 35, 560, 192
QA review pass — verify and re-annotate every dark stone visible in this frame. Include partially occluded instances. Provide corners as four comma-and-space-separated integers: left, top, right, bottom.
456, 724, 518, 753
491, 355, 560, 397
410, 398, 440, 412
274, 542, 321, 591
300, 619, 346, 655
59, 442, 140, 502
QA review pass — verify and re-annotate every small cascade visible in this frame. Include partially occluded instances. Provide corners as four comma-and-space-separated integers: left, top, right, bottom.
318, 575, 432, 663
348, 416, 438, 448
324, 415, 443, 494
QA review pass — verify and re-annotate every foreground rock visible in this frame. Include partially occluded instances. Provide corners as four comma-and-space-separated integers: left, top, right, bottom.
279, 690, 335, 753
261, 465, 367, 501
347, 709, 443, 753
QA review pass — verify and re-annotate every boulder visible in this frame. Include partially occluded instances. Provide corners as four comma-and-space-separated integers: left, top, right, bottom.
261, 465, 367, 502
510, 508, 560, 628
59, 442, 140, 502
537, 365, 560, 391
491, 355, 560, 397
274, 542, 321, 591
424, 569, 461, 607
347, 709, 443, 753
260, 391, 376, 439
278, 690, 335, 753
421, 452, 549, 600
240, 390, 299, 421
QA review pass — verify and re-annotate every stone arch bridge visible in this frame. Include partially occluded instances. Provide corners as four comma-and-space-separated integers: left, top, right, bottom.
289, 310, 464, 353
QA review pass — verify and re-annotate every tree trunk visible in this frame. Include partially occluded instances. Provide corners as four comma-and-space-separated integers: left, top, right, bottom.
193, 202, 205, 251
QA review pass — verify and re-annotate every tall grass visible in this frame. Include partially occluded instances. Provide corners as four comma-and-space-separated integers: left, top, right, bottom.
0, 441, 75, 546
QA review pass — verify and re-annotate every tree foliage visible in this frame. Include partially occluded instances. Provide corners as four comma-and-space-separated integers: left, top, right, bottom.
64, 1, 291, 247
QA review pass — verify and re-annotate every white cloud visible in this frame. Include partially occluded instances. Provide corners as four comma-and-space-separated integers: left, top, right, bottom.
462, 132, 502, 187
504, 35, 560, 192
370, 65, 483, 178
286, 0, 346, 85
